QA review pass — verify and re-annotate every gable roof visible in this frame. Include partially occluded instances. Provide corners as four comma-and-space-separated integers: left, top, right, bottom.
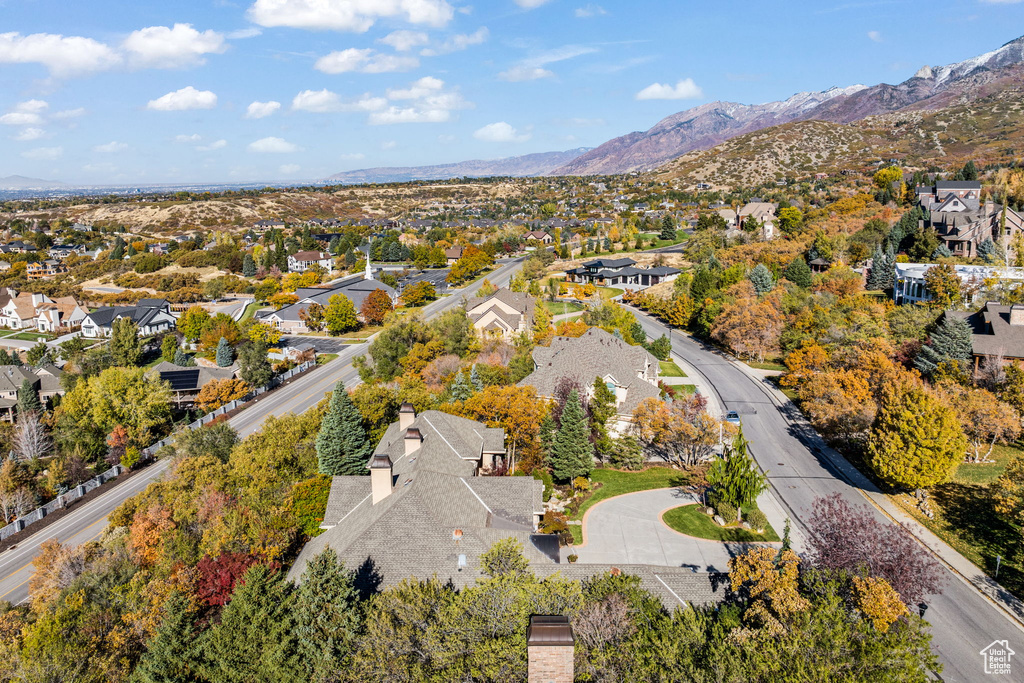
465, 288, 535, 322
582, 258, 635, 269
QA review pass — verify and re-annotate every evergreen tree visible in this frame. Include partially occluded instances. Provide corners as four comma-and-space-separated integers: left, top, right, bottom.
660, 215, 677, 241
111, 236, 125, 260
239, 342, 272, 387
961, 160, 978, 181
316, 382, 371, 476
17, 378, 41, 415
866, 246, 895, 291
783, 256, 813, 288
470, 364, 483, 391
630, 321, 646, 345
242, 253, 257, 277
449, 371, 473, 402
215, 337, 234, 367
328, 236, 340, 255
127, 243, 137, 257
132, 592, 200, 683
603, 237, 612, 251
294, 549, 361, 682
589, 377, 617, 455
111, 317, 143, 366
707, 428, 767, 522
539, 412, 556, 461
914, 314, 973, 377
977, 237, 999, 264
173, 348, 195, 367
690, 267, 719, 301
197, 564, 302, 683
549, 389, 593, 483
747, 263, 775, 294
932, 244, 953, 259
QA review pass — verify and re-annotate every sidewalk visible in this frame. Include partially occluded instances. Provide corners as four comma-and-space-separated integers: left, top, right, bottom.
730, 358, 1024, 631
669, 351, 723, 417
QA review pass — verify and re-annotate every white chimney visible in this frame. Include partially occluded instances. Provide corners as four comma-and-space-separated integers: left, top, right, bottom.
404, 427, 423, 456
399, 402, 416, 430
369, 454, 393, 504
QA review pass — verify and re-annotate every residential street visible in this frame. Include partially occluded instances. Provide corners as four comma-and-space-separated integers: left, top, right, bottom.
0, 258, 524, 607
627, 305, 1024, 682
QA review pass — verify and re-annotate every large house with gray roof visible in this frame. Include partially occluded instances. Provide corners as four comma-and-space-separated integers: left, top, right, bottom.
258, 276, 397, 334
948, 302, 1024, 371
518, 327, 662, 432
465, 288, 535, 340
915, 181, 1024, 259
80, 299, 177, 338
565, 257, 680, 291
0, 364, 64, 420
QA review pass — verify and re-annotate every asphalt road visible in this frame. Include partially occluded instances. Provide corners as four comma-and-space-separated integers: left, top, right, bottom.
0, 258, 524, 607
627, 305, 1024, 682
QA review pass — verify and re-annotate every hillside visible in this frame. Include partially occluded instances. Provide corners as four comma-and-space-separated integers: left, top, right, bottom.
557, 34, 1024, 176
656, 83, 1024, 188
325, 148, 590, 184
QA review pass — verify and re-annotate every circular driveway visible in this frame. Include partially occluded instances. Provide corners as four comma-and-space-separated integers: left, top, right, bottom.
568, 488, 777, 572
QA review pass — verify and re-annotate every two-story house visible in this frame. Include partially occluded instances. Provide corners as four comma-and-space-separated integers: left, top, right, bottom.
287, 250, 332, 273
465, 288, 535, 340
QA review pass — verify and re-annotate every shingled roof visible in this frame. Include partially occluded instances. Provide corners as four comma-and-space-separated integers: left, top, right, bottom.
518, 327, 661, 415
948, 303, 1024, 360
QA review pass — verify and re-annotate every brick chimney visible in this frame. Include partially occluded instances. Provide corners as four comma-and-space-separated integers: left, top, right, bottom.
399, 402, 416, 430
1011, 304, 1024, 327
527, 616, 574, 683
369, 454, 393, 505
404, 427, 423, 456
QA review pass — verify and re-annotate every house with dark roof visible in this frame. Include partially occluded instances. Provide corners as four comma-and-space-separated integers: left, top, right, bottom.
915, 182, 1024, 259
519, 328, 661, 432
257, 276, 397, 334
565, 257, 680, 290
444, 246, 463, 265
80, 299, 176, 338
146, 361, 238, 406
948, 302, 1024, 371
465, 288, 536, 340
0, 364, 64, 420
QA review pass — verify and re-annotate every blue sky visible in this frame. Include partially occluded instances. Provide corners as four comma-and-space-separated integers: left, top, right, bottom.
1, 0, 1022, 185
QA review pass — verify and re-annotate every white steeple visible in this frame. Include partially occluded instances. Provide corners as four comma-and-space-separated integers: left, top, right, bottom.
364, 239, 373, 280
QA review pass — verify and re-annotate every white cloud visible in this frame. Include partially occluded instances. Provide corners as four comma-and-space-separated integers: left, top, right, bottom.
247, 0, 455, 32
635, 78, 703, 100
0, 112, 43, 126
279, 163, 301, 174
175, 134, 202, 143
420, 27, 489, 56
94, 141, 128, 153
52, 107, 86, 120
147, 86, 218, 111
248, 136, 298, 153
14, 100, 48, 114
867, 30, 882, 42
498, 65, 554, 81
370, 76, 470, 124
13, 127, 45, 141
246, 100, 281, 119
21, 146, 62, 160
473, 121, 530, 143
381, 140, 397, 149
123, 24, 226, 69
575, 4, 607, 16
291, 89, 387, 113
379, 30, 429, 51
386, 75, 444, 99
515, 0, 553, 7
369, 107, 450, 124
315, 48, 419, 74
227, 27, 263, 39
0, 31, 121, 77
197, 139, 228, 151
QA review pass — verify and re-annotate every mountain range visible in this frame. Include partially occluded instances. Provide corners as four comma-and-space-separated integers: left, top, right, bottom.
0, 175, 66, 190
323, 148, 590, 184
552, 34, 1024, 176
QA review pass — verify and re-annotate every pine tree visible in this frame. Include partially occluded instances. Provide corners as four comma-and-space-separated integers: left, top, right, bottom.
243, 253, 256, 277
111, 317, 143, 366
783, 256, 813, 288
660, 215, 676, 241
707, 428, 767, 522
215, 337, 234, 367
127, 244, 137, 257
932, 244, 953, 259
328, 236, 340, 255
111, 236, 125, 260
133, 592, 200, 683
977, 238, 999, 264
17, 378, 40, 415
449, 371, 472, 402
294, 549, 360, 682
866, 246, 895, 291
470, 364, 483, 391
961, 160, 978, 181
316, 382, 371, 476
173, 348, 195, 367
748, 263, 775, 294
539, 412, 556, 462
549, 389, 593, 483
197, 564, 302, 683
914, 314, 973, 377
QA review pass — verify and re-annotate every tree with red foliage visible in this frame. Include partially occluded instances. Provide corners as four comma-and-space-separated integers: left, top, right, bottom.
105, 425, 129, 466
195, 552, 262, 606
805, 493, 945, 604
360, 288, 394, 326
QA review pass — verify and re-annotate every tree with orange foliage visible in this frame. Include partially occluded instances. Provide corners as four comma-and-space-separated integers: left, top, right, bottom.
554, 319, 589, 338
360, 288, 394, 326
711, 287, 784, 362
813, 264, 864, 297
781, 341, 830, 388
797, 369, 877, 441
196, 378, 250, 411
729, 547, 810, 637
852, 576, 909, 632
454, 385, 546, 469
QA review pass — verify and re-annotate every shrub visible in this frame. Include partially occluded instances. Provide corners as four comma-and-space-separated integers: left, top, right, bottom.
717, 502, 738, 523
532, 469, 554, 502
745, 508, 768, 532
291, 474, 332, 538
573, 476, 591, 493
609, 436, 645, 470
121, 447, 141, 470
540, 510, 568, 535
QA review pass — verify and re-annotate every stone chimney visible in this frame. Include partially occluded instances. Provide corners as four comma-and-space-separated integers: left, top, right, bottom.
1011, 304, 1024, 326
399, 402, 416, 430
527, 616, 574, 683
369, 454, 393, 505
404, 427, 423, 456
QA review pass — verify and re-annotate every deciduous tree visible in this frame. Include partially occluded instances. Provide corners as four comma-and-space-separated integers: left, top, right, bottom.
324, 294, 359, 335
360, 288, 394, 326
196, 378, 249, 411
111, 316, 143, 366
177, 305, 211, 342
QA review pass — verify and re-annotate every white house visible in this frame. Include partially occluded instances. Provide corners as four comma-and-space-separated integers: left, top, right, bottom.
287, 250, 332, 273
893, 262, 1024, 305
80, 299, 177, 338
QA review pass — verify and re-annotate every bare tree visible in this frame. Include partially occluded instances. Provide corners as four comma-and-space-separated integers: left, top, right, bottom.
13, 411, 52, 462
805, 493, 945, 604
975, 352, 1006, 390
0, 486, 34, 524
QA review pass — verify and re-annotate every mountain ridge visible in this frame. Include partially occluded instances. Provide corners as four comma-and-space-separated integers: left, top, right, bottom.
324, 148, 590, 184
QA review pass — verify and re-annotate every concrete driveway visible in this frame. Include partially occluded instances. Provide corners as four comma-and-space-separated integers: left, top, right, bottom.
569, 488, 777, 573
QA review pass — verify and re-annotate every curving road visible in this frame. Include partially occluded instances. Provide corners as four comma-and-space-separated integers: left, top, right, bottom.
627, 304, 1024, 682
0, 258, 524, 607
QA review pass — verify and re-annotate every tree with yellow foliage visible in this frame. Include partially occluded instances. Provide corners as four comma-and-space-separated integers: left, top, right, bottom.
197, 378, 250, 411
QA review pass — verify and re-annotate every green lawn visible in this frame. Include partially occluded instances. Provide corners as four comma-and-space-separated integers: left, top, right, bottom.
9, 332, 50, 342
544, 300, 584, 315
316, 353, 339, 365
238, 302, 259, 323
597, 287, 623, 301
659, 360, 687, 377
662, 504, 780, 543
568, 466, 700, 544
746, 361, 787, 372
954, 444, 1019, 486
